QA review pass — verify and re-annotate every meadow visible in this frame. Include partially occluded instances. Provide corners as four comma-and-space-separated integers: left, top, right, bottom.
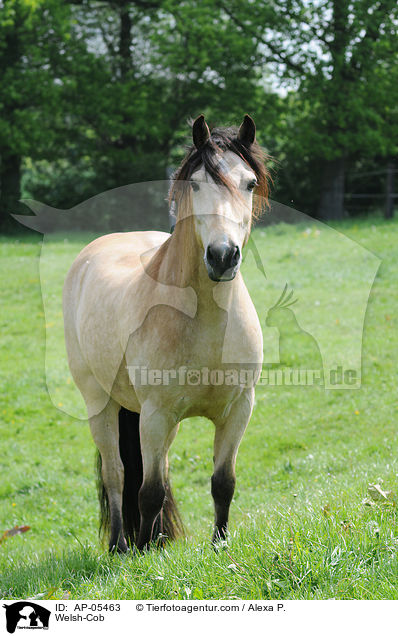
0, 214, 397, 600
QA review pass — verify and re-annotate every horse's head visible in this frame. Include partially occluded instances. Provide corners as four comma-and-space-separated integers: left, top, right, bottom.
171, 115, 269, 282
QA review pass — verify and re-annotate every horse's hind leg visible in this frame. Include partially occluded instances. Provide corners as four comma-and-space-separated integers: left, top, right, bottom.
211, 389, 254, 543
90, 398, 128, 553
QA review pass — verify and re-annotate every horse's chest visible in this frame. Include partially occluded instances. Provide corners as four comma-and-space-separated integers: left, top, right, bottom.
151, 304, 258, 364
122, 303, 259, 420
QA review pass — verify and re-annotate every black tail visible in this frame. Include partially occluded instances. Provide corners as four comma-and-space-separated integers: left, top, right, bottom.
96, 406, 184, 548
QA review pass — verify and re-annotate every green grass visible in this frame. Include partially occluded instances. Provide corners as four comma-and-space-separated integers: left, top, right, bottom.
0, 214, 397, 599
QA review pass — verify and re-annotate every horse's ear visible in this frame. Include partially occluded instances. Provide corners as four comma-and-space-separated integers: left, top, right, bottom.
192, 114, 210, 150
238, 114, 256, 147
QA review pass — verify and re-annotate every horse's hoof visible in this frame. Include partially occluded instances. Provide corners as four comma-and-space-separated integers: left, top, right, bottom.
109, 540, 129, 554
211, 530, 229, 551
212, 539, 228, 552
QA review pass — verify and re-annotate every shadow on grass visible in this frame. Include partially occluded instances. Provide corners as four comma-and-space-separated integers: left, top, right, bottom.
0, 544, 115, 599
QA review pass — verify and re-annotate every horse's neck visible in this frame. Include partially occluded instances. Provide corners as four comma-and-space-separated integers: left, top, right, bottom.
148, 215, 239, 315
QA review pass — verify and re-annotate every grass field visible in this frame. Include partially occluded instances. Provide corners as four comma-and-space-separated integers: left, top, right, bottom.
0, 214, 397, 600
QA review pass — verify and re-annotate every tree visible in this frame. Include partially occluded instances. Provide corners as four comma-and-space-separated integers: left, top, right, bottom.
0, 0, 76, 230
64, 0, 266, 181
23, 0, 270, 216
221, 0, 398, 218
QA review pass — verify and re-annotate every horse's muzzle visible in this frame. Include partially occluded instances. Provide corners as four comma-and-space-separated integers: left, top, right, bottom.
205, 241, 241, 282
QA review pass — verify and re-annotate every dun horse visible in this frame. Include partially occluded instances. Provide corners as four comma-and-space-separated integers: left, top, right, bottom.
63, 115, 269, 552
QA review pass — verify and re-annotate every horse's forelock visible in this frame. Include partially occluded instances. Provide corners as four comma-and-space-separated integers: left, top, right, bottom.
170, 126, 270, 219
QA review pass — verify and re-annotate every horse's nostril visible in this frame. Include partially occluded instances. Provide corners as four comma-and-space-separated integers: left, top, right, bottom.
206, 244, 214, 264
231, 246, 240, 266
206, 243, 224, 266
206, 243, 241, 271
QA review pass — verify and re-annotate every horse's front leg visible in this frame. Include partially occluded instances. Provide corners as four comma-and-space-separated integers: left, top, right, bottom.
136, 401, 177, 551
211, 388, 254, 543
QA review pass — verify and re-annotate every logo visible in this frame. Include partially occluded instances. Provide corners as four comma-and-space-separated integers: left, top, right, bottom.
3, 602, 50, 633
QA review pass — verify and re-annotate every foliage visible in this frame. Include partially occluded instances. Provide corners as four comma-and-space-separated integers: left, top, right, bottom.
0, 0, 397, 223
0, 0, 69, 157
222, 0, 398, 157
23, 0, 267, 210
219, 0, 398, 216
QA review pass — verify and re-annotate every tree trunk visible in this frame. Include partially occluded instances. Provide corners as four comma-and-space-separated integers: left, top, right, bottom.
316, 1, 348, 221
385, 162, 394, 219
119, 2, 132, 80
0, 152, 22, 232
317, 157, 345, 220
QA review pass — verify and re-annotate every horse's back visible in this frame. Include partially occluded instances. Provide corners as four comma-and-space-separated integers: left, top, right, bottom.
64, 230, 168, 295
70, 230, 168, 273
63, 231, 170, 412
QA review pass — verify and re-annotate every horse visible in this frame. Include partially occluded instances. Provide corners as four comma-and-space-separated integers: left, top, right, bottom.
63, 114, 270, 552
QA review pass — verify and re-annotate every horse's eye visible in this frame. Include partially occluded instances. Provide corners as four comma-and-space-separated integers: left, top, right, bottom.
191, 181, 200, 192
247, 179, 257, 192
